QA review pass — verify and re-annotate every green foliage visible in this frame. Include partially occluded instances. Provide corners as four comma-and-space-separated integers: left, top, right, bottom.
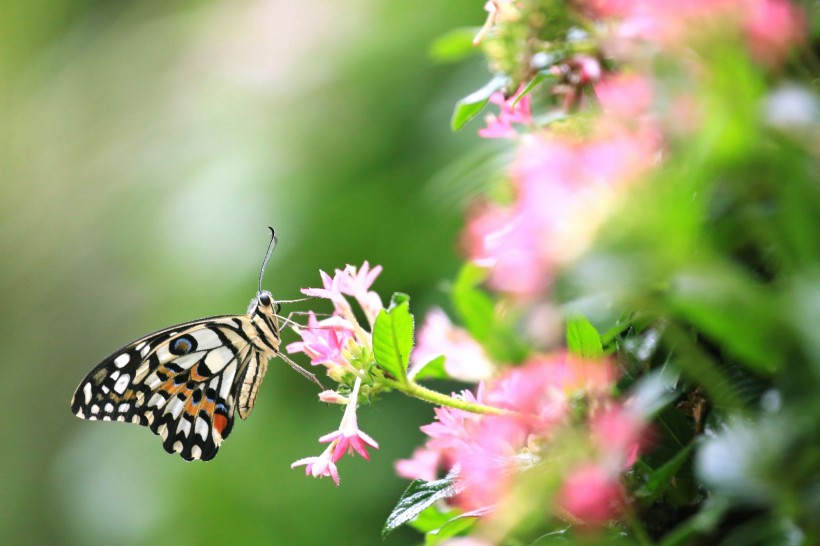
373, 293, 414, 382
450, 74, 508, 131
452, 263, 528, 362
383, 472, 460, 537
565, 315, 603, 358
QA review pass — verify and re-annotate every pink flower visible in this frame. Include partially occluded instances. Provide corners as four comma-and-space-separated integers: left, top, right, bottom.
340, 261, 384, 325
411, 308, 494, 382
743, 0, 804, 66
594, 73, 653, 120
591, 405, 648, 470
291, 444, 340, 486
558, 464, 624, 524
301, 268, 348, 304
395, 447, 441, 482
285, 311, 353, 368
454, 415, 531, 510
319, 378, 379, 462
464, 127, 656, 295
478, 87, 532, 139
420, 387, 486, 458
340, 261, 382, 299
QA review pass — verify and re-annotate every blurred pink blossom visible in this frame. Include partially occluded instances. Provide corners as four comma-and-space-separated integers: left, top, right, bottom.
594, 73, 653, 120
465, 127, 656, 295
591, 405, 647, 470
586, 0, 804, 67
395, 447, 441, 482
558, 463, 624, 524
743, 0, 804, 66
478, 87, 533, 139
411, 307, 494, 382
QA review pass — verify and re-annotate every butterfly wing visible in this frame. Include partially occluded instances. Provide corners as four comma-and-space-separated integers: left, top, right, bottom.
71, 315, 260, 461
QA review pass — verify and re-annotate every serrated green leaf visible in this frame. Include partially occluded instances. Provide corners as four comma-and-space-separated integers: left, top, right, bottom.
429, 27, 481, 64
451, 74, 508, 132
383, 472, 461, 537
566, 315, 604, 358
372, 293, 414, 382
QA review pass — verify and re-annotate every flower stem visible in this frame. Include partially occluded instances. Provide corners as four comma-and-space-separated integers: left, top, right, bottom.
396, 380, 511, 416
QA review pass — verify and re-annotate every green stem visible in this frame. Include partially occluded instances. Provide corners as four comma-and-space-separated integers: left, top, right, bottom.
387, 379, 511, 416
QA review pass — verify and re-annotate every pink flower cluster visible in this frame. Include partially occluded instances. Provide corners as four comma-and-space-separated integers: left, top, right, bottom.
411, 308, 494, 382
465, 115, 657, 295
397, 354, 647, 522
478, 87, 533, 139
586, 0, 804, 66
288, 263, 384, 485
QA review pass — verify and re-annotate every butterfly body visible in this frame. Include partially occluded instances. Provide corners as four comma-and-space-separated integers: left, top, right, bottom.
71, 290, 281, 461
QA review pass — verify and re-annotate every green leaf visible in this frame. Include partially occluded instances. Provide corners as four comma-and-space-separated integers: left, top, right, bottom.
636, 442, 695, 505
450, 74, 508, 132
511, 71, 556, 107
452, 263, 528, 362
425, 514, 477, 545
410, 355, 448, 381
667, 265, 781, 375
383, 472, 461, 537
407, 505, 460, 534
372, 293, 414, 383
657, 497, 730, 546
429, 27, 481, 64
566, 315, 604, 358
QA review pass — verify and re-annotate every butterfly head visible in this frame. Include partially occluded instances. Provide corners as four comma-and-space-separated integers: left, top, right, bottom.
248, 290, 281, 316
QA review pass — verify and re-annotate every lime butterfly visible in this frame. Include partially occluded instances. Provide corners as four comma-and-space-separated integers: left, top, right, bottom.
70, 228, 316, 461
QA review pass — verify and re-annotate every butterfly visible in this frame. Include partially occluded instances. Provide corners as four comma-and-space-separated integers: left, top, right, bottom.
70, 228, 318, 461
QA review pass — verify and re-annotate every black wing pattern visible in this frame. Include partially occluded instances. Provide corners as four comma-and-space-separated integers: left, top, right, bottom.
70, 316, 258, 461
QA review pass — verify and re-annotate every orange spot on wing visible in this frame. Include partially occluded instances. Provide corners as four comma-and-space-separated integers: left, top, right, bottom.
214, 414, 228, 435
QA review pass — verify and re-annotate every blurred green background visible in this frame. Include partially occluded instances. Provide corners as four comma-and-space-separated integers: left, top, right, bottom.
0, 1, 490, 543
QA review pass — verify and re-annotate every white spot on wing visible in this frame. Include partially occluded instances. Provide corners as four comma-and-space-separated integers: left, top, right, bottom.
131, 415, 141, 424
114, 374, 131, 395
148, 393, 166, 408
90, 404, 100, 414
101, 386, 110, 394
104, 403, 114, 413
173, 352, 204, 370
191, 445, 202, 460
165, 397, 184, 420
110, 370, 120, 381
118, 403, 130, 413
177, 419, 191, 437
219, 362, 238, 400
144, 374, 161, 390
114, 353, 130, 368
83, 383, 92, 404
195, 417, 209, 440
158, 424, 168, 440
205, 346, 234, 373
173, 441, 183, 453
191, 328, 221, 351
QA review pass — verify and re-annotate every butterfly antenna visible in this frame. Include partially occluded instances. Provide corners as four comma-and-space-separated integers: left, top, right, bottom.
258, 227, 277, 294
